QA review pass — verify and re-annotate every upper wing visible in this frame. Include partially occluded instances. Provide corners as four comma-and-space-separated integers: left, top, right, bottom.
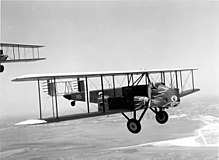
12, 68, 198, 82
0, 43, 44, 48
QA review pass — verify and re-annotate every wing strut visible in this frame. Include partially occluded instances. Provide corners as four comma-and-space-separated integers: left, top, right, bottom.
112, 75, 116, 98
175, 71, 178, 88
37, 79, 42, 119
180, 71, 183, 92
100, 75, 105, 113
53, 78, 59, 118
85, 77, 90, 113
191, 69, 195, 91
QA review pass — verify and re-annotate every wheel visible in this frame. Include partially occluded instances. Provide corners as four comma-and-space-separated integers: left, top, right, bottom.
0, 65, 4, 73
127, 119, 141, 134
155, 111, 168, 124
71, 101, 75, 106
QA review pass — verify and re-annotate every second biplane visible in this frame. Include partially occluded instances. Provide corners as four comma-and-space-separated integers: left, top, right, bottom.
12, 68, 200, 134
0, 43, 45, 72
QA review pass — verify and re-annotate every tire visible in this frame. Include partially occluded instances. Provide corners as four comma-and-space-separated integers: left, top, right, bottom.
155, 111, 168, 124
127, 119, 141, 134
0, 65, 4, 73
71, 101, 75, 106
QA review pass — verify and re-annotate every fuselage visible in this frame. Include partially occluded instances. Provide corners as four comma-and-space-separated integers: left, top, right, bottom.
63, 83, 180, 110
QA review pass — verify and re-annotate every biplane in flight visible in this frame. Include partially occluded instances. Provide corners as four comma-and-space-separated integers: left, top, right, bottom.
0, 43, 45, 72
12, 68, 200, 134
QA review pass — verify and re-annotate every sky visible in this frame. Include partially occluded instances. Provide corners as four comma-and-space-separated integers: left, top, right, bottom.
1, 0, 219, 119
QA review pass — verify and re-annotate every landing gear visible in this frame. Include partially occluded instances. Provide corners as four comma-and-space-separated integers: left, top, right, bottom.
122, 101, 169, 134
155, 111, 168, 124
0, 65, 4, 73
122, 105, 149, 134
127, 119, 141, 134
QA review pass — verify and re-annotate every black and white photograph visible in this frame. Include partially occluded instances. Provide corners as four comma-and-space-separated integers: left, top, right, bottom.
0, 0, 219, 159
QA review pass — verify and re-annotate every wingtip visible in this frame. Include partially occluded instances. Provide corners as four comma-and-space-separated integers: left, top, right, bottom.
11, 78, 18, 82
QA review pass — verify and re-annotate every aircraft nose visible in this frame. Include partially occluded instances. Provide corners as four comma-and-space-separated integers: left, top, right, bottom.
170, 94, 180, 107
171, 95, 179, 102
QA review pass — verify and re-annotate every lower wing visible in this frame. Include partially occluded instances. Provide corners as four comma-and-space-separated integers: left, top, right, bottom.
179, 88, 200, 98
2, 58, 46, 63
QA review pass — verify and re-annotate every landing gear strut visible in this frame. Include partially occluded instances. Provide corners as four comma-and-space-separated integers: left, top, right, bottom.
122, 105, 149, 134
